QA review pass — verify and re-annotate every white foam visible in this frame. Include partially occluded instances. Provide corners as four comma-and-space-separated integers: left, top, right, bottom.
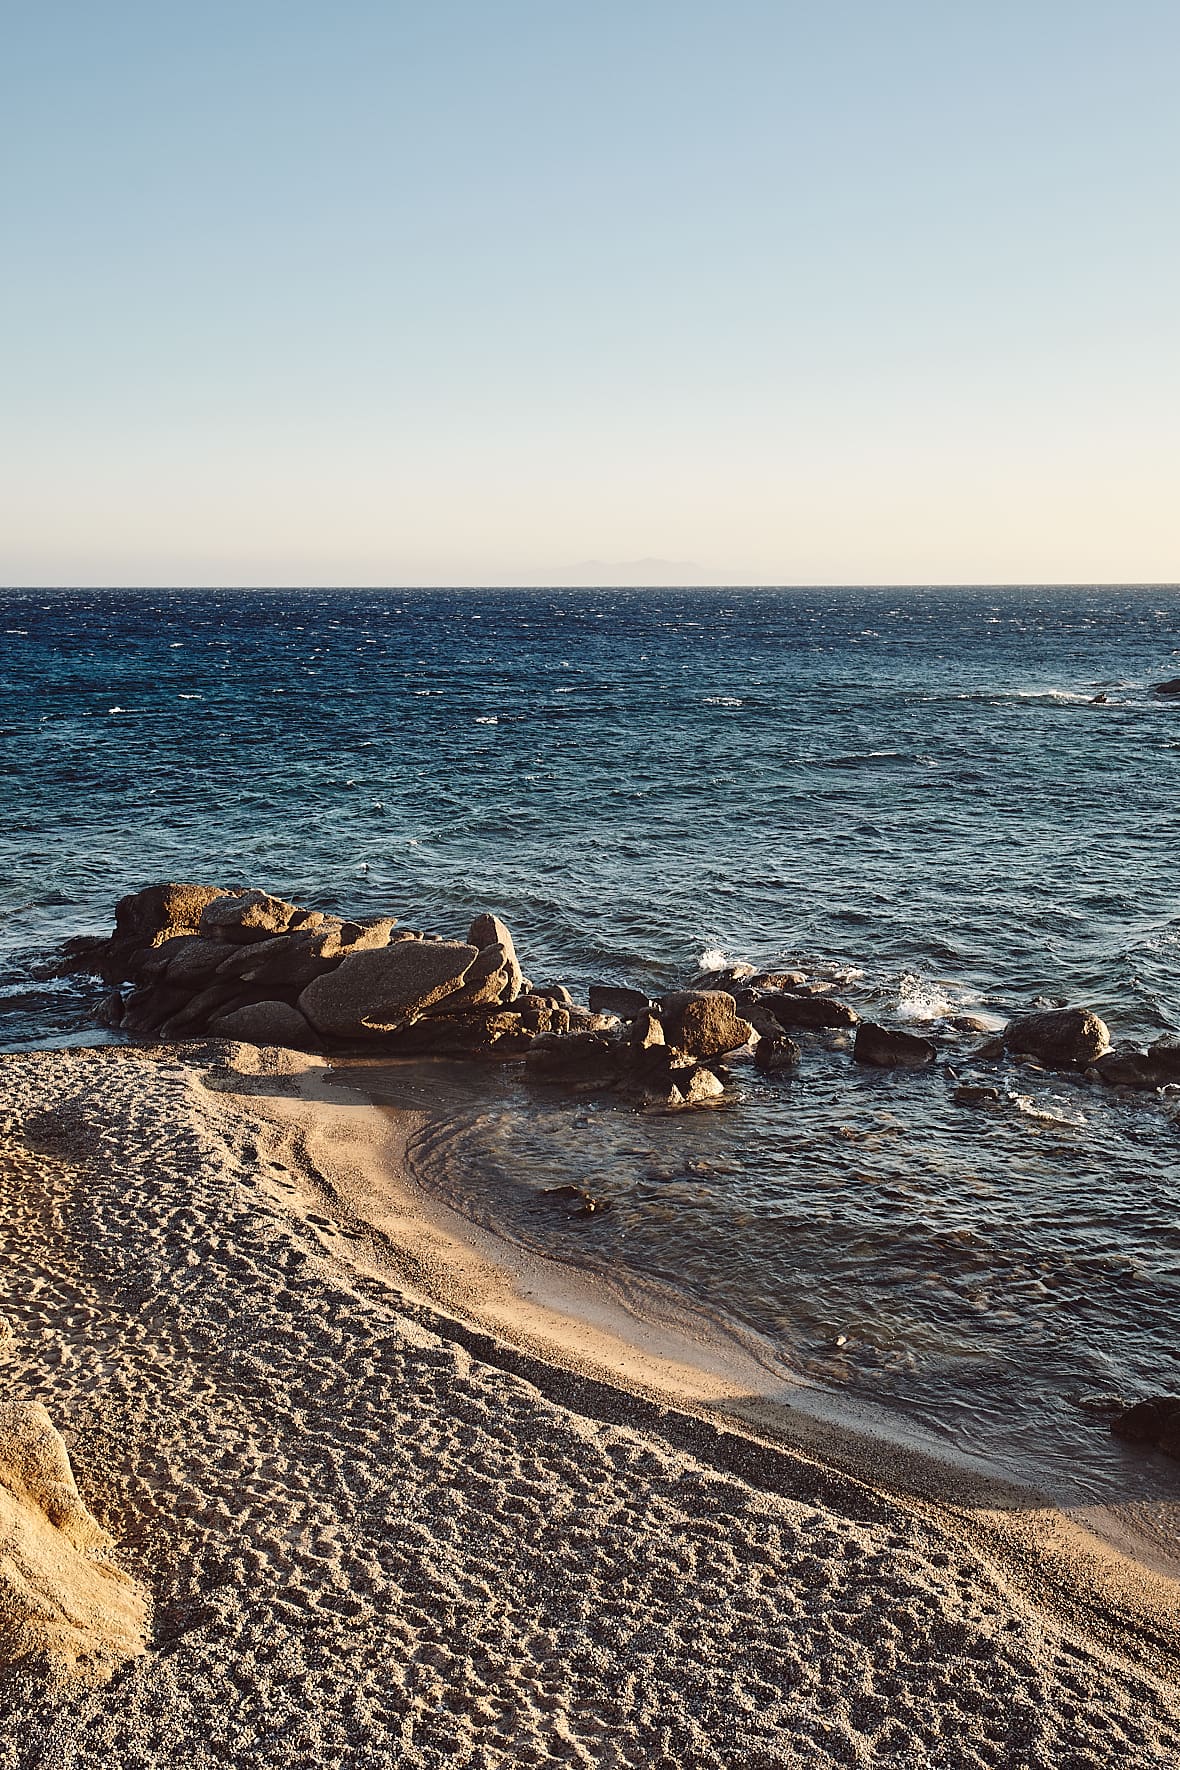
1009, 1092, 1088, 1127
475, 715, 499, 725
697, 948, 730, 973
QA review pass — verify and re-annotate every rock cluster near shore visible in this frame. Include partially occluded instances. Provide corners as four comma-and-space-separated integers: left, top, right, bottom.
61, 882, 1178, 1108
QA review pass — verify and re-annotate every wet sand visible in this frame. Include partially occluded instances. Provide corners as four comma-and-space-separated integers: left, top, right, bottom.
1, 1039, 1178, 1767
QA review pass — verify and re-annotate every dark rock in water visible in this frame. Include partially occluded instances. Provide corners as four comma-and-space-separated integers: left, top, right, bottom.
209, 1000, 316, 1046
534, 984, 573, 1007
1005, 1007, 1110, 1068
687, 963, 755, 990
658, 990, 754, 1059
854, 1022, 937, 1068
762, 992, 859, 1031
467, 913, 523, 1000
299, 940, 479, 1038
1147, 1037, 1180, 1083
588, 984, 651, 1018
749, 970, 809, 993
1092, 1048, 1163, 1090
974, 1035, 1007, 1060
198, 889, 304, 944
745, 1006, 801, 1075
95, 989, 124, 1028
539, 1185, 611, 1218
950, 1014, 998, 1036
1110, 1395, 1180, 1454
1151, 678, 1180, 697
953, 1083, 1001, 1108
50, 935, 113, 978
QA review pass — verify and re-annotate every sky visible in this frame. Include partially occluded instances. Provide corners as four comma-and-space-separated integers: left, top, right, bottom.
1, 0, 1177, 587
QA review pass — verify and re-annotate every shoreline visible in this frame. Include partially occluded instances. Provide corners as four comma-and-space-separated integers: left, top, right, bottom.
227, 1049, 1180, 1656
2, 1038, 1179, 1767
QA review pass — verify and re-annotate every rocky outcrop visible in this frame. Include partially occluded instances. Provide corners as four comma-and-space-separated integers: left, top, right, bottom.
298, 941, 481, 1038
853, 1022, 937, 1068
0, 1401, 147, 1673
1005, 1008, 1110, 1069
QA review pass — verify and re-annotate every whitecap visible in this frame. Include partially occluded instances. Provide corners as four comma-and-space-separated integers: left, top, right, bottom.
475, 715, 499, 725
1010, 1092, 1087, 1127
697, 948, 730, 973
703, 696, 743, 706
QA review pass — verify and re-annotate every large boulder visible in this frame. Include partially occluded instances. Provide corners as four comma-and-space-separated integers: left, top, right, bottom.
209, 1000, 317, 1046
854, 1022, 937, 1069
1005, 1007, 1110, 1069
467, 914, 523, 1000
198, 890, 304, 943
298, 940, 479, 1038
0, 1401, 147, 1672
658, 990, 754, 1059
214, 929, 344, 992
761, 991, 860, 1030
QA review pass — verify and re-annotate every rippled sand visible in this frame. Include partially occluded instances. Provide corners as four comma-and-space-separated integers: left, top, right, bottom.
1, 1042, 1178, 1768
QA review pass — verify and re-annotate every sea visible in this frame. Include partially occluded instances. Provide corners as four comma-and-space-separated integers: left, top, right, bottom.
2, 584, 1178, 1499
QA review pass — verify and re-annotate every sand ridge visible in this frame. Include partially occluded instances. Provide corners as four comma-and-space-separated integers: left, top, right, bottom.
0, 1041, 1178, 1767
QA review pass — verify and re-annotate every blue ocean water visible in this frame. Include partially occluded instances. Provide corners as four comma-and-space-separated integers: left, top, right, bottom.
2, 585, 1178, 1491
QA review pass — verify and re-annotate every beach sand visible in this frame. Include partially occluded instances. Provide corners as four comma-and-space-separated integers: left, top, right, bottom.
1, 1040, 1178, 1768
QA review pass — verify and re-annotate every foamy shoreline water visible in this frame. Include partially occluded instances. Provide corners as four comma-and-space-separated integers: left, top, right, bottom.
1, 1040, 1178, 1767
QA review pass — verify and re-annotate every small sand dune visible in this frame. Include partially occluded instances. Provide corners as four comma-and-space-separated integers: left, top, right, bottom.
0, 1042, 1178, 1768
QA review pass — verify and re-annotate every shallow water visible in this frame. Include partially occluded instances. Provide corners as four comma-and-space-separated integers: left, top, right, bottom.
2, 584, 1178, 1491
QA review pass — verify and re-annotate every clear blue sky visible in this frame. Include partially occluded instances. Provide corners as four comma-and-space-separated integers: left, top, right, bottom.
2, 0, 1177, 585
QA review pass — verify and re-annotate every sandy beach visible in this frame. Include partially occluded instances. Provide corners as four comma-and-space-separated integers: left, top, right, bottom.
2, 1040, 1179, 1768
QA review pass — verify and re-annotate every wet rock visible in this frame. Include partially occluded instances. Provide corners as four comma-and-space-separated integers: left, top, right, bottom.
762, 992, 860, 1031
95, 989, 124, 1028
974, 1035, 1007, 1060
950, 1014, 999, 1036
854, 1022, 937, 1068
746, 1006, 801, 1075
467, 913, 523, 999
1147, 1037, 1180, 1083
298, 940, 479, 1038
953, 1083, 1001, 1108
199, 890, 303, 944
1005, 1007, 1110, 1069
748, 970, 809, 993
209, 1000, 317, 1047
1092, 1048, 1163, 1090
1151, 678, 1180, 697
1110, 1395, 1180, 1457
539, 1185, 611, 1218
588, 984, 651, 1018
384, 1008, 539, 1058
687, 963, 756, 990
658, 990, 754, 1059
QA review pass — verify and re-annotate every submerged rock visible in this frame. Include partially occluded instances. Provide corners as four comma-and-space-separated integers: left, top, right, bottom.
1110, 1395, 1180, 1459
953, 1082, 1001, 1108
1004, 1007, 1110, 1069
1151, 678, 1180, 697
854, 1022, 937, 1068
